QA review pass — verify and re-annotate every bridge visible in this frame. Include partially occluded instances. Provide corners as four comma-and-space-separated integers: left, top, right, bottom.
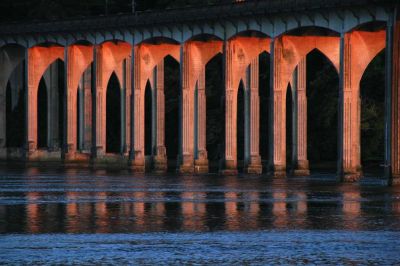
0, 0, 399, 184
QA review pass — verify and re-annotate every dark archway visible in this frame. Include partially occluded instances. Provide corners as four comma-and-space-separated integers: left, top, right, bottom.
37, 78, 48, 149
286, 84, 293, 169
306, 49, 339, 173
144, 80, 153, 156
5, 61, 25, 149
106, 72, 121, 154
360, 50, 385, 176
164, 55, 180, 170
237, 80, 245, 170
205, 53, 224, 172
37, 59, 65, 151
259, 52, 270, 167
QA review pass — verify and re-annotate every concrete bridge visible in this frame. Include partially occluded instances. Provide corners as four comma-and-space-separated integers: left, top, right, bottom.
0, 0, 399, 183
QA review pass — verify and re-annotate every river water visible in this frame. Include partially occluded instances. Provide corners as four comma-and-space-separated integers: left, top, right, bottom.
0, 167, 399, 265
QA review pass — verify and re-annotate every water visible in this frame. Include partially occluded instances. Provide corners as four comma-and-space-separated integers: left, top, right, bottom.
0, 167, 400, 265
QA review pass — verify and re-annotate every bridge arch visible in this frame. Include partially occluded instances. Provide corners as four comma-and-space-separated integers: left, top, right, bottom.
106, 71, 122, 154
35, 58, 65, 151
359, 49, 386, 177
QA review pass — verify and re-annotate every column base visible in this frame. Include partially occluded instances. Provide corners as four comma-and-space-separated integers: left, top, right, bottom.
342, 171, 362, 182
292, 169, 311, 176
219, 159, 238, 176
65, 151, 90, 162
129, 151, 145, 173
291, 160, 310, 176
153, 156, 168, 174
194, 159, 209, 174
178, 154, 194, 174
390, 175, 400, 186
269, 164, 287, 178
194, 150, 208, 174
91, 146, 105, 158
244, 156, 262, 174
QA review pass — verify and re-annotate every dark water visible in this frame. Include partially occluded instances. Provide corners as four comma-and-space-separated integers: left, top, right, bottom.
0, 167, 400, 265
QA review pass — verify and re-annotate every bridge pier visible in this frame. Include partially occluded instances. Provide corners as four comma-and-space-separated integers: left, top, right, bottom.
153, 61, 168, 173
391, 14, 400, 185
244, 57, 262, 174
291, 59, 310, 176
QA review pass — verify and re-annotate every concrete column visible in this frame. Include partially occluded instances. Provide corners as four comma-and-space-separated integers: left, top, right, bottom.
91, 46, 99, 158
292, 58, 310, 176
339, 33, 362, 182
131, 46, 145, 172
78, 80, 84, 151
49, 63, 60, 151
0, 87, 5, 154
153, 60, 168, 173
120, 60, 127, 154
245, 57, 262, 174
221, 41, 238, 175
194, 68, 209, 173
83, 66, 92, 152
125, 59, 131, 155
95, 46, 105, 156
65, 46, 77, 158
179, 44, 195, 174
391, 14, 400, 185
26, 49, 38, 155
270, 39, 287, 177
129, 47, 135, 163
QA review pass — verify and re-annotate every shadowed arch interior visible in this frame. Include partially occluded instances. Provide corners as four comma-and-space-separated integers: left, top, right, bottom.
145, 80, 152, 156
205, 52, 224, 172
5, 60, 25, 149
306, 49, 339, 172
36, 59, 65, 150
237, 80, 245, 167
37, 78, 48, 149
106, 72, 121, 154
360, 49, 385, 176
164, 55, 180, 170
259, 51, 270, 164
286, 83, 293, 168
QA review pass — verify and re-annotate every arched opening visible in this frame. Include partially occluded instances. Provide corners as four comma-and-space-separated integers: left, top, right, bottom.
106, 72, 121, 154
307, 49, 339, 173
259, 52, 270, 168
164, 55, 180, 171
37, 78, 48, 149
286, 84, 293, 169
360, 50, 385, 177
205, 53, 224, 172
5, 61, 25, 149
144, 80, 153, 156
36, 59, 65, 151
77, 63, 93, 152
237, 80, 245, 170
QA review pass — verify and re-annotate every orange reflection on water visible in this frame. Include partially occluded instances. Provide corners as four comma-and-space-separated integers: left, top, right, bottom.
342, 191, 361, 230
225, 192, 239, 230
272, 192, 288, 228
181, 192, 206, 230
26, 192, 40, 233
133, 192, 146, 227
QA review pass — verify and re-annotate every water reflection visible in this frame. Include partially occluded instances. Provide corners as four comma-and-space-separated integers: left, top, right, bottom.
0, 167, 399, 233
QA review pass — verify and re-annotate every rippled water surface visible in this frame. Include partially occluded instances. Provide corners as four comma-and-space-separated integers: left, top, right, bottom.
0, 167, 399, 265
